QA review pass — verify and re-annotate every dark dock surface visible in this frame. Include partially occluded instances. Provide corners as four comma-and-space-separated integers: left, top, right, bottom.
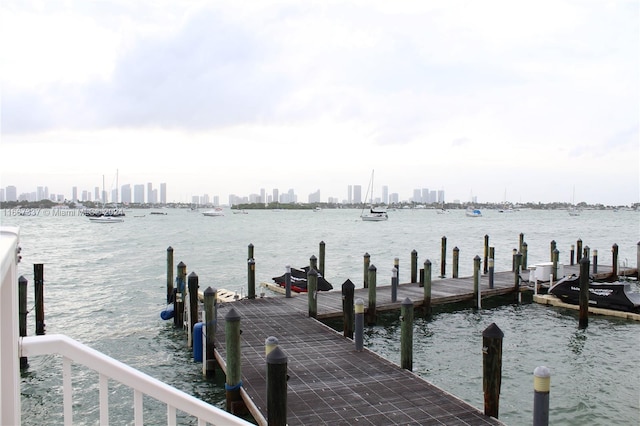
212, 263, 634, 425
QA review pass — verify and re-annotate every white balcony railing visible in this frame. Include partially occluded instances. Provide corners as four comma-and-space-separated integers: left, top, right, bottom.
1, 227, 252, 426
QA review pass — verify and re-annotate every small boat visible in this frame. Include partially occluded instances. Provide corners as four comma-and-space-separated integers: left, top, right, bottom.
150, 211, 167, 215
361, 170, 388, 221
465, 207, 482, 217
89, 216, 124, 223
271, 267, 333, 293
549, 274, 640, 313
203, 208, 224, 217
313, 207, 322, 212
232, 209, 248, 214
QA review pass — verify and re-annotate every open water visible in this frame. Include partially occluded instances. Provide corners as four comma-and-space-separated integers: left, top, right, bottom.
3, 207, 639, 425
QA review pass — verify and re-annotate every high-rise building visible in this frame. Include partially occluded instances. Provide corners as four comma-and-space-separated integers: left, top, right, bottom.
382, 185, 389, 204
72, 187, 78, 202
213, 196, 219, 206
147, 183, 154, 204
160, 183, 167, 204
94, 187, 100, 201
0, 189, 4, 202
353, 185, 362, 204
272, 188, 279, 204
348, 185, 353, 204
389, 193, 399, 204
6, 186, 17, 202
308, 189, 321, 203
121, 184, 131, 204
36, 186, 44, 201
111, 189, 118, 204
437, 190, 445, 203
413, 189, 421, 203
260, 188, 266, 204
134, 185, 145, 203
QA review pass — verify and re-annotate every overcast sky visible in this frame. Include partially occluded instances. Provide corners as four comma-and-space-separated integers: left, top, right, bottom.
1, 0, 638, 205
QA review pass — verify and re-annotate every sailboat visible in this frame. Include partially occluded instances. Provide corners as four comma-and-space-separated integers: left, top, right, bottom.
89, 174, 124, 223
361, 170, 388, 221
568, 186, 580, 217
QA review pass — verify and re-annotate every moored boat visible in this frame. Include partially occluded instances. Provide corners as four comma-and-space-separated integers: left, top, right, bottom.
549, 274, 640, 313
271, 267, 333, 293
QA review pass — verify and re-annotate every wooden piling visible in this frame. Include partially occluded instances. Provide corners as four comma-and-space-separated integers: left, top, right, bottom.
188, 272, 199, 348
34, 263, 45, 336
391, 267, 398, 303
637, 242, 639, 279
400, 298, 413, 371
583, 246, 590, 263
367, 264, 377, 325
612, 243, 618, 277
204, 286, 217, 378
410, 250, 418, 283
453, 247, 460, 279
482, 323, 504, 419
266, 346, 288, 426
489, 247, 495, 271
175, 262, 186, 328
511, 249, 517, 272
519, 233, 525, 255
247, 243, 254, 260
514, 253, 522, 303
576, 239, 583, 263
484, 235, 489, 274
440, 236, 447, 278
342, 279, 355, 339
319, 241, 326, 277
363, 253, 370, 288
18, 276, 28, 369
522, 242, 528, 270
423, 259, 432, 316
592, 249, 598, 274
474, 255, 481, 309
579, 257, 590, 329
570, 244, 575, 266
552, 249, 559, 281
533, 366, 550, 426
310, 255, 318, 272
394, 257, 400, 283
549, 240, 556, 262
284, 265, 292, 298
225, 307, 243, 414
488, 258, 495, 289
247, 258, 256, 299
355, 299, 364, 352
166, 246, 174, 304
307, 268, 318, 318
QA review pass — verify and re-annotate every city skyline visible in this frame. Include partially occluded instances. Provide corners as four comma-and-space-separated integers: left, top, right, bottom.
1, 2, 637, 206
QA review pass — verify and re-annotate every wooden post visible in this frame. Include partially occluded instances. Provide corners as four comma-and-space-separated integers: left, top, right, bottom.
514, 253, 522, 303
204, 286, 217, 378
637, 242, 640, 279
394, 257, 400, 283
611, 243, 618, 277
166, 246, 174, 304
265, 336, 278, 355
423, 260, 432, 317
400, 298, 413, 371
533, 366, 551, 426
511, 249, 517, 272
391, 267, 398, 303
307, 268, 318, 318
267, 346, 288, 426
522, 242, 528, 270
488, 258, 495, 289
592, 249, 598, 274
34, 263, 45, 335
549, 240, 556, 262
284, 265, 292, 298
175, 262, 186, 328
342, 279, 355, 339
570, 244, 575, 266
247, 258, 256, 299
452, 247, 459, 279
247, 243, 254, 260
474, 255, 481, 309
354, 299, 364, 352
363, 253, 370, 288
440, 236, 447, 278
309, 255, 318, 272
576, 239, 583, 263
583, 246, 590, 264
482, 323, 504, 419
484, 235, 489, 274
579, 257, 590, 329
18, 276, 28, 369
319, 241, 326, 277
225, 307, 243, 413
367, 264, 377, 325
188, 272, 199, 348
489, 247, 495, 272
552, 249, 559, 281
519, 233, 525, 255
410, 250, 418, 283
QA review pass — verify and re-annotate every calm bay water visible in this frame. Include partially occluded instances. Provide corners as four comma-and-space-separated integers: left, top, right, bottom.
3, 207, 639, 425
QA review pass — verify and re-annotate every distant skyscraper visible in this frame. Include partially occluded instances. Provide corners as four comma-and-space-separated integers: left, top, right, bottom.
260, 188, 266, 204
348, 185, 353, 203
213, 196, 219, 206
94, 187, 100, 201
147, 183, 153, 204
0, 189, 4, 202
382, 185, 389, 204
437, 190, 445, 203
111, 188, 118, 204
134, 184, 145, 203
160, 183, 167, 204
272, 188, 279, 204
121, 184, 131, 204
36, 186, 44, 201
390, 193, 399, 204
421, 188, 429, 203
413, 189, 421, 203
72, 186, 78, 202
353, 185, 362, 204
308, 189, 321, 203
6, 186, 17, 202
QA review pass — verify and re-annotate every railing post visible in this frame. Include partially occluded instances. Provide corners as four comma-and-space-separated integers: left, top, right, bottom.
166, 246, 174, 304
342, 279, 355, 339
225, 308, 243, 414
533, 366, 551, 426
307, 268, 318, 318
204, 286, 217, 378
410, 250, 417, 283
367, 264, 377, 325
400, 298, 413, 371
482, 323, 504, 419
267, 346, 288, 426
34, 263, 45, 335
19, 275, 28, 369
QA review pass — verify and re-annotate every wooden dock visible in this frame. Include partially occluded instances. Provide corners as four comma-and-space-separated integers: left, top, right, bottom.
210, 263, 635, 425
